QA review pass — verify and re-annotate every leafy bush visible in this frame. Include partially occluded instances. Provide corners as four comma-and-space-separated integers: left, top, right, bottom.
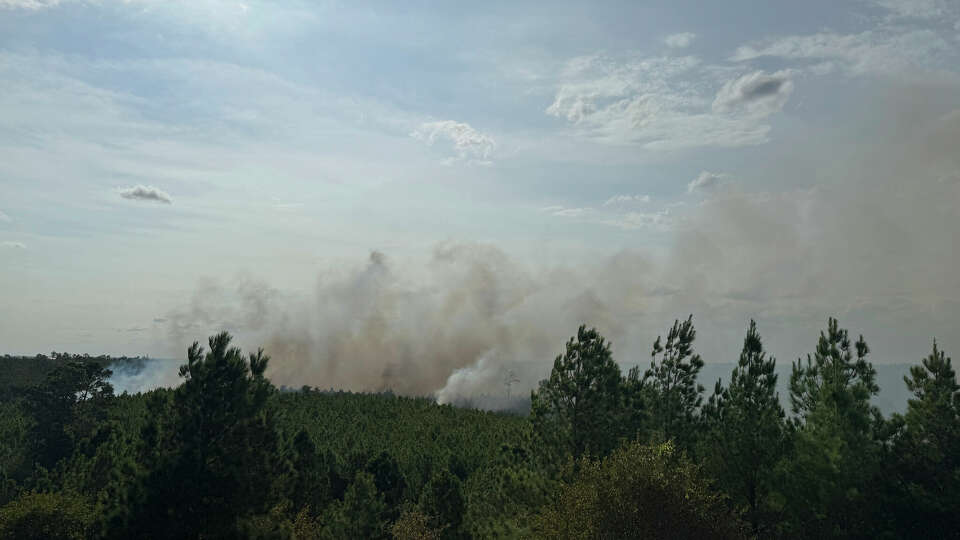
535, 440, 747, 540
0, 491, 93, 540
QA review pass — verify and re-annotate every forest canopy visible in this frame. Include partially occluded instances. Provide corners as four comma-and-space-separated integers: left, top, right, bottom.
0, 316, 957, 538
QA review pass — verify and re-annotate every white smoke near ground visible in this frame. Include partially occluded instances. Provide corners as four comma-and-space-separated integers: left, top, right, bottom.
108, 358, 182, 395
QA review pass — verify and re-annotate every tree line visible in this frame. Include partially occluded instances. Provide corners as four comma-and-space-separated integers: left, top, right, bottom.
0, 317, 956, 538
530, 317, 959, 538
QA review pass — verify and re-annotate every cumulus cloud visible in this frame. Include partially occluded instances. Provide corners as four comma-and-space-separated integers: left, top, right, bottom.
118, 185, 173, 204
604, 194, 651, 206
546, 54, 789, 149
664, 32, 696, 48
0, 210, 10, 223
1, 241, 25, 249
713, 70, 794, 116
687, 171, 729, 193
411, 120, 496, 164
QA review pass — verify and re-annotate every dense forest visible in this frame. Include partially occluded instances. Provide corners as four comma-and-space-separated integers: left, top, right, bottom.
0, 317, 957, 539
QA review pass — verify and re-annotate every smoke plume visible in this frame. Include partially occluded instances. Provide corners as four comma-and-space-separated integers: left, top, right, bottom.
163, 244, 653, 402
157, 96, 960, 406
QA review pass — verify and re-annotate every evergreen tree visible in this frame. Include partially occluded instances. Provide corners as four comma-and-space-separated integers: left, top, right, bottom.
119, 332, 277, 539
642, 316, 705, 450
281, 429, 332, 519
702, 320, 786, 535
324, 471, 388, 539
785, 317, 881, 538
23, 361, 114, 469
886, 340, 960, 537
530, 325, 624, 458
419, 468, 465, 539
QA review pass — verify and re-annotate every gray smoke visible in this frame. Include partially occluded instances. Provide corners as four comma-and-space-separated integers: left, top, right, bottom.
158, 244, 656, 404
658, 98, 960, 363
152, 92, 960, 406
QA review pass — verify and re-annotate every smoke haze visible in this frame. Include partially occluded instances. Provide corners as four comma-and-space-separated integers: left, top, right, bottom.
155, 94, 960, 403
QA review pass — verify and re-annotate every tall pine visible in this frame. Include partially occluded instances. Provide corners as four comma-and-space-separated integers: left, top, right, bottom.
885, 340, 960, 537
702, 320, 786, 535
642, 316, 705, 450
531, 325, 623, 458
785, 318, 881, 538
116, 332, 278, 539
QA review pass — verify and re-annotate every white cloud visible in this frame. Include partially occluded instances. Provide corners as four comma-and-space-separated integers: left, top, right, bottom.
411, 120, 496, 165
0, 210, 10, 223
602, 209, 674, 231
687, 171, 729, 194
603, 194, 650, 206
540, 205, 590, 217
664, 32, 696, 49
118, 185, 173, 204
713, 70, 794, 116
870, 0, 951, 20
1, 241, 25, 249
546, 54, 790, 150
540, 201, 677, 231
0, 0, 60, 9
731, 29, 954, 77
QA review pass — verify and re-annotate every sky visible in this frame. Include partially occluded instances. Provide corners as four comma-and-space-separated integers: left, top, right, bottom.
1, 0, 959, 396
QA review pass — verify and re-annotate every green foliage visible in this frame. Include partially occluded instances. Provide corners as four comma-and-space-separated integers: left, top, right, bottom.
22, 362, 114, 469
2, 318, 959, 539
702, 320, 787, 535
418, 468, 465, 539
118, 332, 278, 538
534, 440, 747, 540
0, 491, 94, 540
462, 442, 553, 537
883, 340, 960, 537
279, 429, 333, 517
530, 325, 624, 458
391, 508, 443, 540
642, 315, 705, 450
0, 401, 31, 504
784, 318, 882, 538
324, 471, 388, 539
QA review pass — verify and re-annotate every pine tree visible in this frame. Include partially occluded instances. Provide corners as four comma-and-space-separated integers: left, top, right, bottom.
419, 468, 465, 539
23, 361, 114, 469
118, 332, 278, 539
702, 320, 786, 535
886, 340, 960, 537
642, 315, 705, 450
530, 325, 624, 458
785, 317, 881, 538
324, 471, 387, 539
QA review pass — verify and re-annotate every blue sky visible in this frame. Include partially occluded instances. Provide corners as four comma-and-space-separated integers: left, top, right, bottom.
1, 0, 959, 394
